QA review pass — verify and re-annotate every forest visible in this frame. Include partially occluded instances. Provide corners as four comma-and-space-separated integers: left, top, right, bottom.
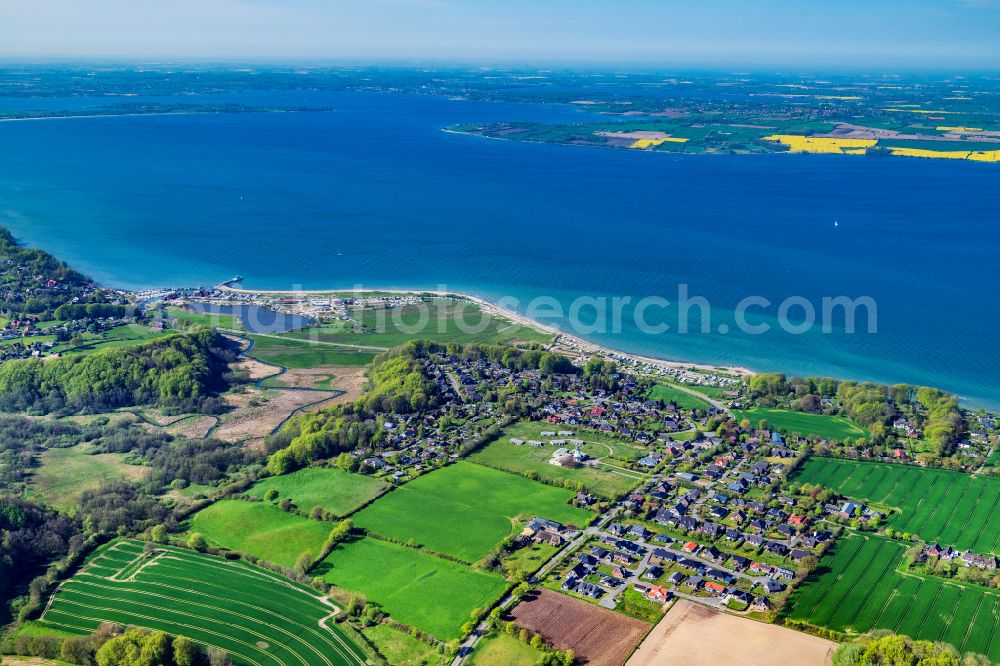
0, 328, 238, 414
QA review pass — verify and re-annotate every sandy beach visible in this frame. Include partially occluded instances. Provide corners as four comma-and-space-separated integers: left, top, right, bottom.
216, 284, 753, 378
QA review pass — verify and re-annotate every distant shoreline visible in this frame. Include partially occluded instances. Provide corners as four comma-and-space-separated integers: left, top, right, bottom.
215, 284, 754, 378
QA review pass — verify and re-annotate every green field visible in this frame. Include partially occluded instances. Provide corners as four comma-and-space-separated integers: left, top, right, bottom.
466, 632, 540, 666
246, 335, 377, 369
54, 324, 170, 356
468, 421, 648, 498
246, 467, 388, 517
353, 462, 592, 562
677, 382, 728, 398
732, 407, 868, 441
316, 537, 506, 640
167, 307, 242, 330
786, 532, 1000, 661
30, 445, 147, 510
284, 301, 553, 349
189, 500, 333, 568
647, 383, 712, 410
793, 458, 1000, 552
39, 539, 366, 666
361, 623, 447, 666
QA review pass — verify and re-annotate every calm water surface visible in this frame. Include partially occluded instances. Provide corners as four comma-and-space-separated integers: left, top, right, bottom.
0, 91, 997, 407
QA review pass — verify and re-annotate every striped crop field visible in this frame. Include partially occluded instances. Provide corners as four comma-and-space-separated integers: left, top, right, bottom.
792, 457, 1000, 552
786, 532, 1000, 661
39, 539, 368, 666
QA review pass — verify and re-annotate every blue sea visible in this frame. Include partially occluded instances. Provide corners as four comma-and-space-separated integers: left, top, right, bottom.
0, 91, 997, 408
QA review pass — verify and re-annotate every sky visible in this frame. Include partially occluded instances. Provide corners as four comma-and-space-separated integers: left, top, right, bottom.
0, 0, 998, 68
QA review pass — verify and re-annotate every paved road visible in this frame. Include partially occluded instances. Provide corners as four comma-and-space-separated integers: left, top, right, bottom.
451, 510, 620, 666
599, 548, 652, 609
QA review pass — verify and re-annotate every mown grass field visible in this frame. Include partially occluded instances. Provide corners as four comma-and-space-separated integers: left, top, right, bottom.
647, 383, 712, 410
468, 422, 648, 498
30, 445, 147, 510
352, 462, 592, 562
466, 632, 539, 666
793, 458, 1000, 552
246, 467, 388, 517
189, 500, 333, 568
246, 335, 377, 369
316, 537, 506, 640
39, 539, 367, 666
167, 306, 242, 330
786, 532, 1000, 661
677, 382, 728, 398
361, 623, 448, 666
732, 407, 868, 441
284, 301, 553, 349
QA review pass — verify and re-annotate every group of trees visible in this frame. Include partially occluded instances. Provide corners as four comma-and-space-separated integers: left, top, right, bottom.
747, 372, 965, 453
1, 623, 231, 666
360, 344, 438, 414
266, 403, 382, 475
832, 631, 989, 666
0, 328, 237, 414
0, 415, 84, 486
0, 497, 79, 622
53, 302, 135, 321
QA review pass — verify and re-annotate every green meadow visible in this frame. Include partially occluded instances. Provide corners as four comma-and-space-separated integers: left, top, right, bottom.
189, 499, 333, 568
39, 539, 366, 666
647, 383, 712, 410
468, 421, 648, 499
167, 306, 242, 330
466, 633, 540, 666
353, 462, 591, 562
316, 537, 506, 640
732, 407, 868, 441
246, 467, 388, 517
246, 334, 377, 368
361, 623, 448, 666
30, 445, 147, 510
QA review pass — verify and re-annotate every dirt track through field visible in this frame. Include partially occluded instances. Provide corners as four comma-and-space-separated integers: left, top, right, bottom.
626, 600, 835, 666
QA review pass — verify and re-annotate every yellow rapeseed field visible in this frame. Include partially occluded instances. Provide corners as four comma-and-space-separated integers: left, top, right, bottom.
883, 147, 999, 161
936, 126, 983, 133
968, 150, 1000, 162
630, 137, 689, 149
888, 147, 971, 159
884, 108, 957, 114
762, 135, 876, 154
